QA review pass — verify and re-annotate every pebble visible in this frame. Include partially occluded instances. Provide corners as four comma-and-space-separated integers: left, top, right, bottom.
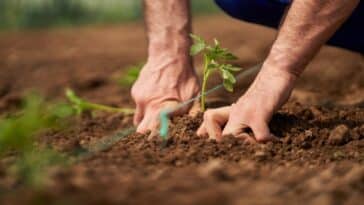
254, 150, 268, 161
328, 124, 349, 145
198, 159, 228, 180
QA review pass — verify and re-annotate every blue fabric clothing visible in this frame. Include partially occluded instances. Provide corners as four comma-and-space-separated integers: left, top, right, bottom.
215, 0, 363, 53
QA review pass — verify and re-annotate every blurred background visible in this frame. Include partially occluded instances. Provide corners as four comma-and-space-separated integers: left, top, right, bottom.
0, 0, 362, 112
0, 0, 219, 30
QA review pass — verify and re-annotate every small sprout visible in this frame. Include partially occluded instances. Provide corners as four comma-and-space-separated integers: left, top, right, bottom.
190, 34, 241, 111
117, 62, 143, 87
0, 93, 73, 188
65, 88, 134, 115
0, 93, 73, 155
10, 149, 68, 188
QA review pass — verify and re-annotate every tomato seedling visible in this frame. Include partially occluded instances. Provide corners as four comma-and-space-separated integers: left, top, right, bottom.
66, 88, 134, 115
190, 34, 241, 111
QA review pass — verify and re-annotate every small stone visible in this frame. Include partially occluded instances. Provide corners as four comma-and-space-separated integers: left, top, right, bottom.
254, 150, 268, 161
343, 166, 364, 186
310, 193, 333, 205
198, 159, 230, 180
199, 159, 222, 176
328, 124, 349, 145
309, 106, 323, 118
80, 139, 87, 146
332, 151, 346, 159
359, 124, 364, 137
301, 141, 312, 149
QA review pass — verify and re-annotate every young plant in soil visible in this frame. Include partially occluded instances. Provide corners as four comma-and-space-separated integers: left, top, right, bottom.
66, 88, 134, 115
190, 34, 241, 112
0, 94, 73, 154
0, 93, 73, 187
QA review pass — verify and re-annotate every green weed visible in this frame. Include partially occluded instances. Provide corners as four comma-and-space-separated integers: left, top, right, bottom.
0, 93, 73, 187
0, 94, 73, 155
66, 88, 134, 115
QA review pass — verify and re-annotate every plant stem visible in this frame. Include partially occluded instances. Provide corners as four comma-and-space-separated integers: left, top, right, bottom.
86, 103, 135, 115
201, 54, 209, 112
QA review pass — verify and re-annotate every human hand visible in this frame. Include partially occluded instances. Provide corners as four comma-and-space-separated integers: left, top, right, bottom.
131, 55, 199, 136
197, 64, 297, 142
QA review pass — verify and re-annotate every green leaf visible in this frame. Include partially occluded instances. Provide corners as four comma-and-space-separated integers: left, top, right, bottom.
221, 69, 236, 84
190, 33, 205, 44
65, 88, 89, 115
214, 39, 220, 46
190, 34, 208, 56
223, 79, 234, 92
222, 52, 238, 61
207, 60, 219, 70
190, 42, 206, 56
224, 64, 241, 72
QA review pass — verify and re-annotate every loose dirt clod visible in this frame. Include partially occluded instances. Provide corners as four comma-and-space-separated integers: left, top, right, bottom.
328, 124, 350, 145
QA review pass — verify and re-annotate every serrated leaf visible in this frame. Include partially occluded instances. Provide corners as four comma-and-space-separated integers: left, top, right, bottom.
207, 60, 219, 70
190, 42, 205, 56
190, 34, 204, 43
223, 64, 241, 72
221, 69, 236, 84
222, 52, 238, 61
214, 39, 220, 46
223, 80, 234, 92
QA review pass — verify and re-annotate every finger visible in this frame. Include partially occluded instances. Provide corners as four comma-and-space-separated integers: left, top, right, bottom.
222, 120, 248, 136
203, 109, 227, 141
222, 104, 243, 136
133, 104, 144, 126
147, 121, 160, 140
251, 122, 273, 143
197, 122, 207, 136
205, 120, 223, 141
136, 110, 156, 134
236, 133, 256, 144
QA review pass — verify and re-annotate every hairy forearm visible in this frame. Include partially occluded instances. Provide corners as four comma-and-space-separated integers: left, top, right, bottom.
266, 0, 360, 77
144, 0, 192, 63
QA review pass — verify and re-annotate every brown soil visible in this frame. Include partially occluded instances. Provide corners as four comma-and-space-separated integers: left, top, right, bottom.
0, 15, 364, 205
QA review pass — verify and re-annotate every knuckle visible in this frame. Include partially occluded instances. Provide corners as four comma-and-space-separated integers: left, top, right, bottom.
255, 136, 270, 143
131, 85, 140, 99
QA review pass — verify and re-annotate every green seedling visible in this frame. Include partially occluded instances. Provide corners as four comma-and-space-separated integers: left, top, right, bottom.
190, 34, 241, 111
10, 149, 68, 188
0, 94, 73, 155
0, 93, 73, 187
117, 62, 143, 87
65, 88, 134, 115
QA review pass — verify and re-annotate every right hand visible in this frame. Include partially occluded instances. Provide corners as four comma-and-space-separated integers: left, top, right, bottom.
131, 56, 200, 136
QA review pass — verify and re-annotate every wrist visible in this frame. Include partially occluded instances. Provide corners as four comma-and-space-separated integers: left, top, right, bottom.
249, 61, 297, 111
148, 34, 191, 59
146, 36, 194, 73
265, 45, 307, 78
260, 60, 298, 84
